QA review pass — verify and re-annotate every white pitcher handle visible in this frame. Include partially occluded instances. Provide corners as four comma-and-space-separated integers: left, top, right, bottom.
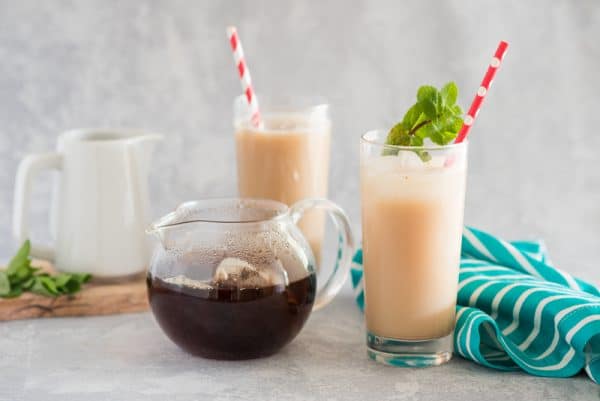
13, 153, 63, 260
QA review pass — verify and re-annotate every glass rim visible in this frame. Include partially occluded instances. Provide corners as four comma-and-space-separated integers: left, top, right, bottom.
59, 128, 163, 144
361, 129, 468, 151
148, 198, 290, 231
233, 94, 329, 114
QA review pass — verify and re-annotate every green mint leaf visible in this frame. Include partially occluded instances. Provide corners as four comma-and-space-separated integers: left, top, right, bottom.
416, 85, 441, 120
30, 277, 56, 297
1, 239, 92, 298
429, 128, 457, 146
63, 280, 82, 294
418, 97, 436, 120
401, 103, 423, 131
440, 114, 463, 134
0, 271, 10, 296
54, 273, 85, 294
4, 286, 23, 298
450, 104, 463, 116
6, 240, 31, 277
386, 122, 407, 145
441, 82, 458, 106
13, 262, 33, 284
54, 273, 72, 288
429, 131, 445, 145
384, 123, 411, 154
21, 277, 35, 290
441, 131, 458, 144
417, 85, 437, 103
40, 276, 59, 295
30, 279, 53, 297
409, 135, 423, 147
71, 273, 92, 284
386, 82, 464, 151
416, 123, 436, 139
61, 278, 82, 294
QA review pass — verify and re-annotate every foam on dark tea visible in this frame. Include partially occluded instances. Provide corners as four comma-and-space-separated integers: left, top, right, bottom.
147, 229, 316, 359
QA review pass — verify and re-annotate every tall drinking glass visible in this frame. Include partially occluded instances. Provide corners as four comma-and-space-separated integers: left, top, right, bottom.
360, 130, 468, 366
234, 95, 331, 265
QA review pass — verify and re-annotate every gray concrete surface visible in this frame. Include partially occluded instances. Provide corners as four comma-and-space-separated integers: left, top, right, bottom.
1, 289, 598, 401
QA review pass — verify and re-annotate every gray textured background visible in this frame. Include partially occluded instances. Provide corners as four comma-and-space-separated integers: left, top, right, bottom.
0, 0, 598, 283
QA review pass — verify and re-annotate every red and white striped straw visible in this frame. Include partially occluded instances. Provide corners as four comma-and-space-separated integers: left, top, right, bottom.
226, 26, 261, 127
454, 40, 509, 144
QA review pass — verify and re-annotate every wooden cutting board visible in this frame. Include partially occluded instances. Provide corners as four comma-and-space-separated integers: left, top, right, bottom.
0, 261, 149, 321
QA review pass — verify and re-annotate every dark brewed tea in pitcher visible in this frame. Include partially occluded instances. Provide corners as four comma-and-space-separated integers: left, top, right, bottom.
147, 268, 316, 359
146, 198, 354, 360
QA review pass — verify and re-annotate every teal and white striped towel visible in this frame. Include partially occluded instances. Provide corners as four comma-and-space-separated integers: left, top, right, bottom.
351, 226, 600, 383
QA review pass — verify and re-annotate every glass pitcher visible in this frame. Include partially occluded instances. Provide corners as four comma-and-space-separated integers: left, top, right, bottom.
146, 198, 354, 360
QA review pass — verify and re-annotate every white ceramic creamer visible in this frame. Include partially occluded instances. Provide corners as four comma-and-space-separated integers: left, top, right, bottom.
13, 129, 162, 278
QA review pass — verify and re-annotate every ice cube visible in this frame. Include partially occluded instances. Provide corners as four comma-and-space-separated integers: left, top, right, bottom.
213, 257, 284, 288
397, 150, 424, 168
364, 155, 402, 177
164, 275, 213, 290
426, 155, 446, 168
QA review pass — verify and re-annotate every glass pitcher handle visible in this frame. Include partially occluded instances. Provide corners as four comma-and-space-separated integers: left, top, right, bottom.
289, 198, 355, 311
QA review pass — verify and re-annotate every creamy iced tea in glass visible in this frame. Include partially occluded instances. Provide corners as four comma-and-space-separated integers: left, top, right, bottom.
234, 95, 331, 263
360, 130, 467, 366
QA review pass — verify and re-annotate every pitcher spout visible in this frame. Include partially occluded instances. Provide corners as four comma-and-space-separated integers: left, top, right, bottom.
126, 133, 164, 145
127, 134, 164, 160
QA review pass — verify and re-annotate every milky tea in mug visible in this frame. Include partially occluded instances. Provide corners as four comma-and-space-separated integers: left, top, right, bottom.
234, 96, 331, 263
360, 130, 467, 366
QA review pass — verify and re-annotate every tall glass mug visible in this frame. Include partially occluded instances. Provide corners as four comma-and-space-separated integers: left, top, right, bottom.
360, 130, 468, 366
234, 95, 331, 265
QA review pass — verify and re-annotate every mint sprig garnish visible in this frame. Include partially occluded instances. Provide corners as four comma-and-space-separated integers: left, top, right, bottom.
0, 240, 91, 298
385, 82, 464, 158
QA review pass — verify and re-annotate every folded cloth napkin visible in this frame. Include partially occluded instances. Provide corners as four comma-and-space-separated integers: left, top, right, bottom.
351, 226, 600, 383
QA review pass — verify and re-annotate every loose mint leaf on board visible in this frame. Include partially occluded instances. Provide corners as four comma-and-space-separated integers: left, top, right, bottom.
54, 273, 88, 294
8, 289, 23, 298
4, 285, 23, 298
6, 240, 31, 277
1, 240, 93, 298
0, 272, 10, 296
40, 276, 59, 295
30, 277, 54, 297
54, 273, 72, 288
13, 262, 33, 284
71, 273, 92, 284
21, 277, 35, 290
61, 280, 81, 294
